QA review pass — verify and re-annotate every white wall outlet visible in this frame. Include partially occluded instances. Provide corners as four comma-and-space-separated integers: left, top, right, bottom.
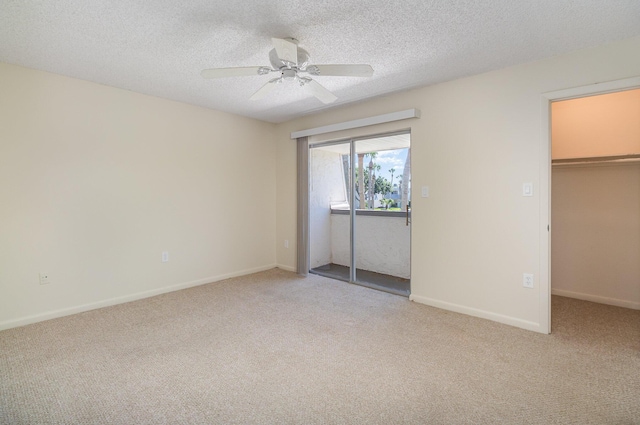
522, 183, 533, 197
162, 251, 169, 263
284, 240, 289, 249
39, 272, 51, 285
523, 273, 534, 288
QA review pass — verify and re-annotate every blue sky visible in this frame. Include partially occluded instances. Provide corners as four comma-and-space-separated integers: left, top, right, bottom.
371, 148, 408, 186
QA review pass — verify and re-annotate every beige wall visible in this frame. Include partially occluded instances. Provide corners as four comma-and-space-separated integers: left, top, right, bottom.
275, 36, 640, 333
4, 36, 640, 333
0, 63, 276, 329
552, 163, 640, 309
552, 89, 640, 159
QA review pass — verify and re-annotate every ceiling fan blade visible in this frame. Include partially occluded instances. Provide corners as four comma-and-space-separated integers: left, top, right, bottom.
308, 64, 374, 77
272, 38, 298, 65
306, 79, 337, 104
201, 67, 264, 79
249, 80, 279, 101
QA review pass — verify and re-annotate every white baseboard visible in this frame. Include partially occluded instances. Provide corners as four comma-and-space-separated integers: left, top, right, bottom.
409, 294, 543, 333
551, 288, 640, 310
276, 264, 296, 272
0, 264, 277, 331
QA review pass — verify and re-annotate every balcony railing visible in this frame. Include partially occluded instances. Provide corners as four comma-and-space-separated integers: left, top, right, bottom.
310, 210, 410, 280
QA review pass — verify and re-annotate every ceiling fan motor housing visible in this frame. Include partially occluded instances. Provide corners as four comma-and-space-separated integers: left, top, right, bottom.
281, 69, 297, 81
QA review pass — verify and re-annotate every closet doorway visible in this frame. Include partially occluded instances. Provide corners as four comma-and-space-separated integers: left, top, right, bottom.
308, 132, 411, 296
550, 88, 640, 314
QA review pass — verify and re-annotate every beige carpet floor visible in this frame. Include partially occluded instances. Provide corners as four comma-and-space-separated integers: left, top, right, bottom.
1, 268, 639, 424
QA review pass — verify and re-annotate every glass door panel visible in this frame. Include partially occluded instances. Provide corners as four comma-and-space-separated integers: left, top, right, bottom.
353, 138, 411, 296
308, 141, 352, 282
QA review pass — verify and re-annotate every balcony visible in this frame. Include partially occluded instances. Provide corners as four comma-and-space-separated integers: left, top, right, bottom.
310, 209, 410, 295
309, 139, 411, 296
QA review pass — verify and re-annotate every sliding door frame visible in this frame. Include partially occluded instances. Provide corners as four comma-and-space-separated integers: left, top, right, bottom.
306, 129, 411, 289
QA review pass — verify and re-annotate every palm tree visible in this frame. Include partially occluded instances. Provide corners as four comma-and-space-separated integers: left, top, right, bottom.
389, 168, 395, 191
357, 153, 365, 208
368, 157, 375, 209
374, 164, 382, 204
381, 198, 394, 210
366, 152, 378, 209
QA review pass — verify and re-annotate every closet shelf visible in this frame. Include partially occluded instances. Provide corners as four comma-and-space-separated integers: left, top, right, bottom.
552, 153, 640, 165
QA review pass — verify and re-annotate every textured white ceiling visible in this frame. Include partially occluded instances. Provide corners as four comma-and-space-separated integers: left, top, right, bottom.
2, 1, 640, 123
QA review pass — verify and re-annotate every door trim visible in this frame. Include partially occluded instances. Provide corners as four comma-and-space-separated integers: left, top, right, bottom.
540, 75, 640, 334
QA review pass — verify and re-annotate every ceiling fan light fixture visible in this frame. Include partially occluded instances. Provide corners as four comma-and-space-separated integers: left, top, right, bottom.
257, 67, 272, 75
306, 65, 320, 75
295, 48, 311, 70
299, 76, 312, 87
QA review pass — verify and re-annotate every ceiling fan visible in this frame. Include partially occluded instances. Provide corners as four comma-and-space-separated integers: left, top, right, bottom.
201, 38, 374, 104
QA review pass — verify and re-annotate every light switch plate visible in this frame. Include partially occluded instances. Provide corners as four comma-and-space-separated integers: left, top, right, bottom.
523, 183, 533, 197
421, 186, 429, 198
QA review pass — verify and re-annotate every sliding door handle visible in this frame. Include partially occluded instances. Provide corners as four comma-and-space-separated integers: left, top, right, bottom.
406, 205, 411, 226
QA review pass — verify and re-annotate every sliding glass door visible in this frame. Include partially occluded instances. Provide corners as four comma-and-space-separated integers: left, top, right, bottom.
308, 132, 411, 296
